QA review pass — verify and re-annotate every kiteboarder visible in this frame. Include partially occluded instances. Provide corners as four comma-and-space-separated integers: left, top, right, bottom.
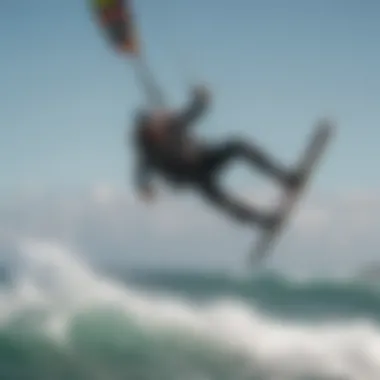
129, 84, 303, 229
92, 0, 333, 259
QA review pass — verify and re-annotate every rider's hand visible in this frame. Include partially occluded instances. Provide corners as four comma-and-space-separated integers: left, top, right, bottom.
138, 186, 155, 203
193, 84, 211, 102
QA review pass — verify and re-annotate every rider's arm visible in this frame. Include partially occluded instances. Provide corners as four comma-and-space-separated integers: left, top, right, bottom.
134, 154, 154, 196
129, 123, 155, 199
176, 85, 210, 127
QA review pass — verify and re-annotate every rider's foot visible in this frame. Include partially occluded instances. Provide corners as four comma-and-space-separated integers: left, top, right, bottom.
284, 170, 304, 190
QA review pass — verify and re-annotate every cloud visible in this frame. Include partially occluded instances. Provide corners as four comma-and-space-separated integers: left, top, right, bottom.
0, 185, 379, 276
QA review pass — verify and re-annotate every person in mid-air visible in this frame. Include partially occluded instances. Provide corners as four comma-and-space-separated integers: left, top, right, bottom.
129, 85, 302, 230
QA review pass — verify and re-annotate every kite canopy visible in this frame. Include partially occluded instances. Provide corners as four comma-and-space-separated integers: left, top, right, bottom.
89, 0, 167, 107
91, 0, 139, 54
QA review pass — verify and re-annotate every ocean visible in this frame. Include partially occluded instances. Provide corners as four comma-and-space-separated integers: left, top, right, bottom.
1, 240, 380, 380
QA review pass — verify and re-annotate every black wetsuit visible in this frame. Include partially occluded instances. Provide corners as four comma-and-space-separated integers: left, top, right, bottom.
131, 92, 296, 228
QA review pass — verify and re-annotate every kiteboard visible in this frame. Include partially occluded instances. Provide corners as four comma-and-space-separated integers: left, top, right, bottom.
249, 119, 334, 266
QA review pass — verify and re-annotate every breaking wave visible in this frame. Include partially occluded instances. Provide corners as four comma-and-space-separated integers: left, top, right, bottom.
1, 239, 380, 380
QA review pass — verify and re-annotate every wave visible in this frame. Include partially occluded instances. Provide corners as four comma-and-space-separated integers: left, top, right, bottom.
125, 269, 380, 321
1, 239, 380, 380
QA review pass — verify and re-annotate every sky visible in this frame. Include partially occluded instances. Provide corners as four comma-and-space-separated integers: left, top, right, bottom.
0, 0, 380, 276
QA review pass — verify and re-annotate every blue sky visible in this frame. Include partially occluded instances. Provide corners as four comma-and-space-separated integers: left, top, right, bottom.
1, 0, 380, 191
1, 0, 380, 274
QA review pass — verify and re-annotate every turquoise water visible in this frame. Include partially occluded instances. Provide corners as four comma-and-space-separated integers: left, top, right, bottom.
1, 240, 380, 380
